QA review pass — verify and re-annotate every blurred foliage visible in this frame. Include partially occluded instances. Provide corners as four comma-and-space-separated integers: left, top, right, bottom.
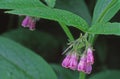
95, 36, 107, 65
51, 64, 79, 79
0, 36, 57, 79
2, 28, 61, 62
89, 70, 120, 79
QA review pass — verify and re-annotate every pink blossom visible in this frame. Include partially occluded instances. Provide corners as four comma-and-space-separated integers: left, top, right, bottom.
68, 53, 78, 70
77, 48, 94, 74
85, 64, 92, 74
62, 48, 94, 74
86, 48, 94, 64
22, 16, 36, 30
77, 55, 86, 72
62, 53, 78, 70
22, 16, 30, 27
62, 54, 71, 68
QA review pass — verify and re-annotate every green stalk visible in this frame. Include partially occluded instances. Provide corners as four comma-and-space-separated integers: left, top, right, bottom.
59, 22, 74, 41
79, 72, 86, 79
88, 34, 97, 45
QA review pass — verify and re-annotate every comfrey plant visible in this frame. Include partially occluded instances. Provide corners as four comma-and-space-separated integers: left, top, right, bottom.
61, 33, 94, 74
0, 0, 120, 79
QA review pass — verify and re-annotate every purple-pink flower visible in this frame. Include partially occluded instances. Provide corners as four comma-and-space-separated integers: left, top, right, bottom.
62, 54, 71, 68
77, 55, 86, 72
77, 55, 92, 74
62, 53, 78, 70
22, 16, 36, 30
61, 48, 94, 74
85, 64, 92, 74
68, 53, 78, 70
86, 48, 94, 64
77, 48, 94, 74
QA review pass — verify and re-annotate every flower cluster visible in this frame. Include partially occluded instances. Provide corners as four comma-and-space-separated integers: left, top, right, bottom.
78, 48, 94, 74
62, 48, 94, 74
21, 16, 36, 30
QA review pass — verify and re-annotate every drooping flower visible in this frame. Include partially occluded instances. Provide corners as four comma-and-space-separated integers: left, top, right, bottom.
62, 52, 78, 70
86, 48, 94, 64
68, 53, 78, 70
77, 48, 94, 74
62, 47, 94, 74
77, 55, 86, 72
22, 16, 36, 30
77, 55, 92, 74
62, 54, 71, 68
84, 64, 92, 74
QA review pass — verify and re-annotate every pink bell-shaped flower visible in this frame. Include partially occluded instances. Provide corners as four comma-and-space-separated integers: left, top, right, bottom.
68, 53, 78, 70
62, 53, 78, 70
78, 48, 94, 74
62, 54, 71, 68
22, 16, 36, 30
84, 64, 92, 74
77, 55, 86, 72
86, 48, 94, 64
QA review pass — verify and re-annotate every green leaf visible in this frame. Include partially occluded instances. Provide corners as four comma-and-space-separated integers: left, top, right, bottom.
6, 7, 89, 32
55, 0, 91, 24
0, 0, 46, 9
2, 28, 60, 61
51, 64, 79, 79
0, 36, 57, 79
44, 0, 56, 7
92, 0, 120, 24
0, 55, 30, 79
88, 22, 120, 35
89, 70, 120, 79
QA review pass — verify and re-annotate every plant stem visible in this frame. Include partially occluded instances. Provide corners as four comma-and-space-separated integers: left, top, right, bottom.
88, 34, 98, 45
59, 22, 74, 41
79, 72, 86, 79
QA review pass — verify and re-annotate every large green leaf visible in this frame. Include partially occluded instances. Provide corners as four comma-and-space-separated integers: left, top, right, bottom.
88, 22, 120, 35
0, 0, 46, 9
55, 0, 91, 24
45, 0, 56, 7
0, 36, 57, 79
0, 55, 30, 79
0, 0, 89, 32
92, 0, 120, 24
51, 64, 79, 79
6, 7, 89, 32
89, 70, 120, 79
2, 28, 60, 62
